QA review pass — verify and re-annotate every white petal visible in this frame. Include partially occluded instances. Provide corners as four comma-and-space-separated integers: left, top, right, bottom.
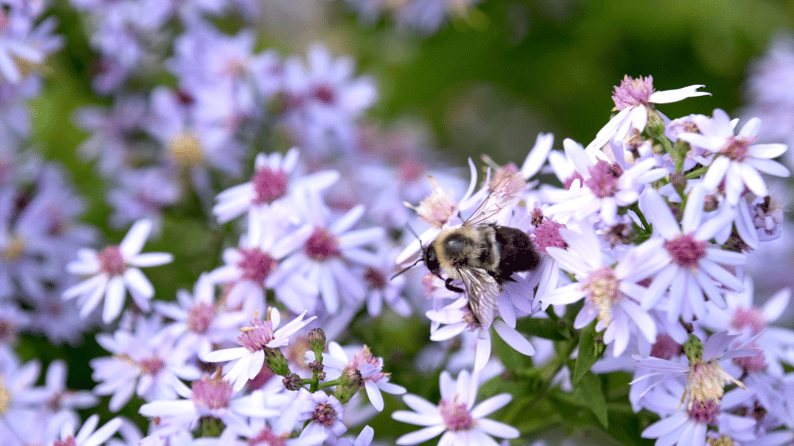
203, 347, 249, 362
123, 268, 154, 299
649, 85, 709, 104
470, 393, 512, 418
102, 276, 127, 323
395, 425, 446, 445
493, 320, 535, 356
119, 219, 153, 257
476, 418, 520, 439
128, 252, 173, 267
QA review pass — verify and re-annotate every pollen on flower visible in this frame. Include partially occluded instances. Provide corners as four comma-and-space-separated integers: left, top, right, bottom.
0, 376, 9, 414
650, 334, 683, 360
585, 160, 623, 198
249, 427, 288, 446
304, 226, 341, 261
98, 246, 126, 275
139, 356, 165, 375
612, 75, 654, 111
684, 360, 745, 409
237, 248, 278, 283
169, 132, 204, 166
721, 136, 755, 161
583, 266, 620, 326
688, 398, 720, 426
252, 166, 288, 204
412, 176, 457, 229
532, 219, 567, 254
238, 314, 275, 352
312, 402, 338, 427
187, 302, 215, 334
191, 374, 233, 410
438, 397, 474, 431
1, 233, 24, 262
664, 233, 706, 269
730, 307, 766, 335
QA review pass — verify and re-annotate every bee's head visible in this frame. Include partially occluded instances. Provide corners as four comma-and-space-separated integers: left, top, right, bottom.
423, 243, 440, 275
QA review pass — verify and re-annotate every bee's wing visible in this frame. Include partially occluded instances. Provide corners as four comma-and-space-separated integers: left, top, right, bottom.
458, 267, 500, 329
463, 171, 524, 228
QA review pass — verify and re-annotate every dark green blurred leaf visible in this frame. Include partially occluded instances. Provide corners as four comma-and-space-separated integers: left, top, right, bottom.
574, 371, 608, 429
573, 321, 604, 384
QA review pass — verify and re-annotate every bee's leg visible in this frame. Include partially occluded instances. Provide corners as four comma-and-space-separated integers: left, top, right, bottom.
444, 278, 464, 293
498, 283, 504, 293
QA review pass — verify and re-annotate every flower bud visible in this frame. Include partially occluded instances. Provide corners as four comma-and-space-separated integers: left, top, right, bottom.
646, 109, 666, 138
308, 328, 326, 356
670, 172, 687, 199
333, 369, 362, 404
683, 334, 704, 366
265, 348, 291, 376
283, 373, 302, 391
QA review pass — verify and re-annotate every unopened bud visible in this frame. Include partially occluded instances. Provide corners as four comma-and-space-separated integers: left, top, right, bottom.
265, 348, 290, 376
333, 369, 362, 404
683, 334, 704, 366
646, 110, 666, 137
308, 328, 326, 355
670, 172, 687, 199
283, 373, 302, 391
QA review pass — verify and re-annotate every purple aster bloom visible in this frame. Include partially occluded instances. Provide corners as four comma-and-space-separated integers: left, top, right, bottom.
106, 167, 182, 232
392, 369, 518, 445
63, 219, 174, 323
0, 358, 42, 441
51, 414, 123, 446
91, 315, 201, 411
296, 389, 347, 443
0, 5, 63, 85
23, 359, 98, 418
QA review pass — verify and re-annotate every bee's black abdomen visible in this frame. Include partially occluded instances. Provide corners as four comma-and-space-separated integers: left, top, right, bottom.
492, 225, 540, 282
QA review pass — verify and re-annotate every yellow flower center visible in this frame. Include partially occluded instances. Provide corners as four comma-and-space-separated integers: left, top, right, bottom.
2, 233, 25, 262
169, 132, 204, 166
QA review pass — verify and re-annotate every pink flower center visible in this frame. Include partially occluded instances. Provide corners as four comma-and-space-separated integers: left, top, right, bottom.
252, 167, 288, 204
98, 246, 126, 275
664, 233, 706, 268
314, 85, 335, 104
489, 163, 523, 196
346, 346, 385, 383
612, 75, 654, 111
730, 307, 766, 335
732, 345, 767, 374
532, 219, 567, 254
398, 160, 424, 182
238, 318, 275, 352
54, 437, 77, 446
438, 398, 474, 431
364, 267, 386, 290
721, 136, 754, 161
191, 375, 232, 410
688, 399, 720, 426
187, 302, 215, 334
312, 402, 338, 427
237, 248, 278, 283
563, 171, 584, 190
585, 160, 623, 198
650, 334, 682, 360
249, 427, 288, 446
139, 356, 165, 375
304, 227, 340, 261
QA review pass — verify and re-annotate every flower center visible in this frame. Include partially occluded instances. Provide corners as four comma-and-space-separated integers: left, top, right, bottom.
398, 160, 424, 182
664, 233, 706, 268
54, 437, 77, 446
191, 375, 232, 410
650, 334, 682, 360
438, 398, 474, 431
238, 317, 275, 352
364, 268, 386, 290
139, 356, 165, 375
237, 248, 278, 283
252, 167, 288, 205
612, 75, 654, 111
686, 361, 743, 408
531, 219, 566, 254
169, 132, 204, 166
489, 163, 523, 196
414, 177, 457, 229
187, 302, 215, 334
1, 233, 24, 262
583, 266, 620, 326
730, 307, 765, 335
584, 160, 623, 198
708, 435, 734, 446
314, 85, 335, 104
347, 346, 385, 383
732, 345, 767, 374
98, 246, 126, 276
249, 427, 288, 446
312, 402, 338, 427
721, 136, 754, 161
0, 376, 10, 414
688, 398, 720, 426
304, 227, 341, 261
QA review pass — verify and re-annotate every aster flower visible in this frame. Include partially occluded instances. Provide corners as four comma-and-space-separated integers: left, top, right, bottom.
23, 359, 98, 418
62, 219, 174, 323
639, 185, 746, 322
319, 342, 406, 412
336, 426, 375, 446
202, 308, 316, 391
51, 414, 123, 446
0, 358, 42, 441
392, 369, 519, 445
542, 224, 662, 356
212, 148, 339, 224
588, 75, 710, 151
296, 389, 347, 443
678, 109, 789, 205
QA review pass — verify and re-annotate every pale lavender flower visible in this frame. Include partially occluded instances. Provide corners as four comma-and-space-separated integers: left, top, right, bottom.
63, 219, 174, 323
392, 369, 519, 445
336, 426, 375, 446
318, 342, 406, 412
106, 167, 182, 231
202, 308, 316, 391
0, 358, 42, 441
638, 185, 745, 322
0, 6, 62, 85
678, 109, 789, 205
588, 75, 709, 151
52, 414, 123, 446
91, 315, 200, 411
296, 389, 346, 443
24, 359, 98, 418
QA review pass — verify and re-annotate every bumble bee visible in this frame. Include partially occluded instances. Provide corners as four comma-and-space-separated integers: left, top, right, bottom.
401, 172, 541, 329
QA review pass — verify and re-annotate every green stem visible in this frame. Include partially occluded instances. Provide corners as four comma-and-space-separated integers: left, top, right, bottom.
317, 378, 346, 390
629, 203, 650, 233
658, 136, 682, 172
685, 166, 709, 179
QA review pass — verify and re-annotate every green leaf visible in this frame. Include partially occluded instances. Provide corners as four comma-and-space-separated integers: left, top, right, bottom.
516, 316, 570, 341
573, 321, 604, 384
573, 372, 609, 429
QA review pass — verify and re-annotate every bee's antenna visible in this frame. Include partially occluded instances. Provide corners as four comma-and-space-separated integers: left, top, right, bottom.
390, 222, 425, 281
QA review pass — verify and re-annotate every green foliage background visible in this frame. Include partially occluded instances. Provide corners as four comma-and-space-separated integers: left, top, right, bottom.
19, 0, 794, 444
